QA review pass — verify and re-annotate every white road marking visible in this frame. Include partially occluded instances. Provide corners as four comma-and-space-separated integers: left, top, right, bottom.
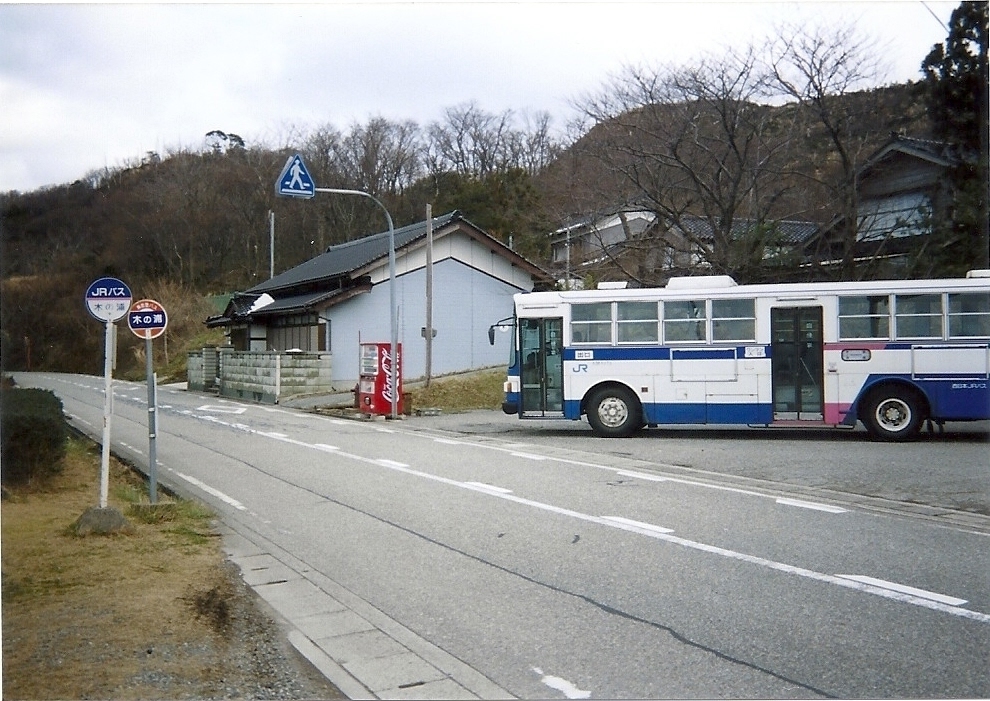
351, 456, 990, 623
600, 516, 675, 536
836, 575, 967, 606
120, 442, 144, 456
464, 482, 513, 494
776, 497, 848, 513
175, 472, 247, 511
433, 438, 463, 445
618, 469, 769, 498
618, 469, 848, 513
313, 444, 340, 452
532, 667, 591, 699
376, 459, 409, 469
510, 452, 548, 461
196, 405, 247, 414
100, 399, 983, 624
70, 414, 95, 428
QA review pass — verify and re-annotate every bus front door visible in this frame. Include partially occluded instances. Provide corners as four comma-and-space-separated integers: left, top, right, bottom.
519, 318, 564, 417
771, 307, 824, 421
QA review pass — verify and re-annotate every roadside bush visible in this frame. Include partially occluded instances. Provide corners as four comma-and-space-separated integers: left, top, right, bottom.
1, 388, 68, 485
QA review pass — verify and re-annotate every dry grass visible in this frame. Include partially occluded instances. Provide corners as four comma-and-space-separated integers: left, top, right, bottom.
1, 437, 339, 700
409, 369, 505, 412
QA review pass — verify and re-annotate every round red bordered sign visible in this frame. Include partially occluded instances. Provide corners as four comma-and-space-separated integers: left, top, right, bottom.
127, 299, 168, 340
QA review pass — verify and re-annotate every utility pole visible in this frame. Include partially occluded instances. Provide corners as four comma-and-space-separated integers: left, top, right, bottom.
425, 204, 434, 387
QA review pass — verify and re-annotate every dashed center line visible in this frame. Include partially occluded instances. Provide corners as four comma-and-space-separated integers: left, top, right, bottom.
77, 395, 985, 626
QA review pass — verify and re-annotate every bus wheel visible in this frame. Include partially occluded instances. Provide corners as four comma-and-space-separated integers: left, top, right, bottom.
587, 387, 640, 438
862, 387, 924, 441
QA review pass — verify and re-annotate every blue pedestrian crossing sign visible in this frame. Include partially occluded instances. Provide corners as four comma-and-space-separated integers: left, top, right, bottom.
276, 154, 316, 198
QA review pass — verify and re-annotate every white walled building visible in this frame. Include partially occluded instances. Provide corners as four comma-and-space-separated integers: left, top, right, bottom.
207, 210, 550, 388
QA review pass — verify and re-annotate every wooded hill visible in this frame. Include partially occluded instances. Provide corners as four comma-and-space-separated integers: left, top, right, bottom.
0, 80, 937, 377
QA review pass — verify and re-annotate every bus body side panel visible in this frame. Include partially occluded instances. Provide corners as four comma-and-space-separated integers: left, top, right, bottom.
828, 343, 990, 425
564, 347, 774, 426
850, 374, 990, 422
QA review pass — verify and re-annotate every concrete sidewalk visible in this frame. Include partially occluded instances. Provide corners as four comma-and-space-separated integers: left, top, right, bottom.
219, 507, 514, 700
154, 382, 513, 699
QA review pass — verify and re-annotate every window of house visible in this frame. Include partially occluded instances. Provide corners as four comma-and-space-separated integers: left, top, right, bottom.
617, 301, 659, 343
895, 294, 943, 339
838, 295, 891, 340
856, 192, 931, 242
712, 299, 755, 341
663, 299, 707, 342
268, 313, 322, 351
571, 303, 612, 344
948, 292, 990, 338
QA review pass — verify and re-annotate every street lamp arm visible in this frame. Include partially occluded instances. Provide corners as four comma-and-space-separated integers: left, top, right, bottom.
314, 188, 394, 228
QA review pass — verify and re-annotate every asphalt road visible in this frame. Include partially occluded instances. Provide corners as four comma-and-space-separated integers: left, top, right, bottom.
14, 372, 990, 699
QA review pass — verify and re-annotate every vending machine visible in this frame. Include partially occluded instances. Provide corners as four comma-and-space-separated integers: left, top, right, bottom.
358, 342, 402, 415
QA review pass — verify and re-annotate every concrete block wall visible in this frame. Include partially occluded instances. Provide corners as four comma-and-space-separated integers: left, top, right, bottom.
186, 349, 333, 404
187, 351, 206, 392
279, 352, 334, 397
186, 347, 223, 393
220, 350, 280, 403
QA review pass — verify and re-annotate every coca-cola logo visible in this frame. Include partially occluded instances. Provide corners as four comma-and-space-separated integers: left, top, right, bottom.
380, 346, 400, 403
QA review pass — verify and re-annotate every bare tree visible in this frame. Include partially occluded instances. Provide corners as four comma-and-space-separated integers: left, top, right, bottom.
573, 46, 803, 283
339, 117, 423, 196
426, 101, 514, 178
767, 21, 889, 278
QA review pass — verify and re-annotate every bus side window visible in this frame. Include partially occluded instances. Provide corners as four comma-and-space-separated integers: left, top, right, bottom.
663, 300, 707, 342
949, 292, 990, 338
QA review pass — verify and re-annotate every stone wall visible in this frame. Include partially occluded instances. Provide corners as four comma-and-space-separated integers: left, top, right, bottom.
187, 351, 206, 392
186, 347, 222, 393
186, 349, 332, 404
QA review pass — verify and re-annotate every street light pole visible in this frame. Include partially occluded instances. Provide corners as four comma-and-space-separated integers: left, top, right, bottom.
314, 188, 398, 419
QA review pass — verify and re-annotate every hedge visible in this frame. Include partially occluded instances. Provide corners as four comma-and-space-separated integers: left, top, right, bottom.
1, 388, 68, 485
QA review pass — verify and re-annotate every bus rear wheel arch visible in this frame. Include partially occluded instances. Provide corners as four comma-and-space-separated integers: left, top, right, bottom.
860, 384, 928, 441
585, 385, 642, 438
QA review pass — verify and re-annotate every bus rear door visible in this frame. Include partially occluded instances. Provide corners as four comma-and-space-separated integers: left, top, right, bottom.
771, 307, 824, 421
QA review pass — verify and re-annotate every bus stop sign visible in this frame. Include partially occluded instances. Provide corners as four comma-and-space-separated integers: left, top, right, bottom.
127, 299, 168, 340
85, 277, 132, 322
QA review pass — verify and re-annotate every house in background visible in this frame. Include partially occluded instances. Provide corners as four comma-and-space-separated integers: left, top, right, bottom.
813, 134, 961, 274
207, 210, 549, 387
856, 135, 956, 243
548, 207, 819, 285
548, 210, 657, 286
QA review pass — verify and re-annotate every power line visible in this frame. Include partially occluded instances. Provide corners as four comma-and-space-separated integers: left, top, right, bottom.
920, 1, 949, 32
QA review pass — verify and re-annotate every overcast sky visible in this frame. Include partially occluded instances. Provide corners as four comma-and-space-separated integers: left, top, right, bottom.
0, 1, 958, 193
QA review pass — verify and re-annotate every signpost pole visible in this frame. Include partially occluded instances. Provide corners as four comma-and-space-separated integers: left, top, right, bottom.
145, 336, 158, 504
99, 319, 114, 508
127, 298, 168, 504
85, 276, 132, 510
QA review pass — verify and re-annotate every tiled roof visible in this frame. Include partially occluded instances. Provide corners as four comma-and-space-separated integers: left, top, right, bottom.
247, 210, 464, 294
675, 216, 819, 245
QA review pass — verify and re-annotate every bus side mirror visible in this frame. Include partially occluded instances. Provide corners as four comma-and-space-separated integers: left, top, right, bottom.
488, 326, 496, 345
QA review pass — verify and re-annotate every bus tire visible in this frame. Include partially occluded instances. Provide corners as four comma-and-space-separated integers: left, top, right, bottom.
861, 386, 925, 441
587, 386, 640, 438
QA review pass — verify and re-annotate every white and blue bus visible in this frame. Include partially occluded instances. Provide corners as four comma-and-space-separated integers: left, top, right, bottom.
490, 271, 990, 440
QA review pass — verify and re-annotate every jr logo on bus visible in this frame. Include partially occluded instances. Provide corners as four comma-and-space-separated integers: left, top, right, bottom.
952, 382, 988, 390
572, 364, 589, 373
